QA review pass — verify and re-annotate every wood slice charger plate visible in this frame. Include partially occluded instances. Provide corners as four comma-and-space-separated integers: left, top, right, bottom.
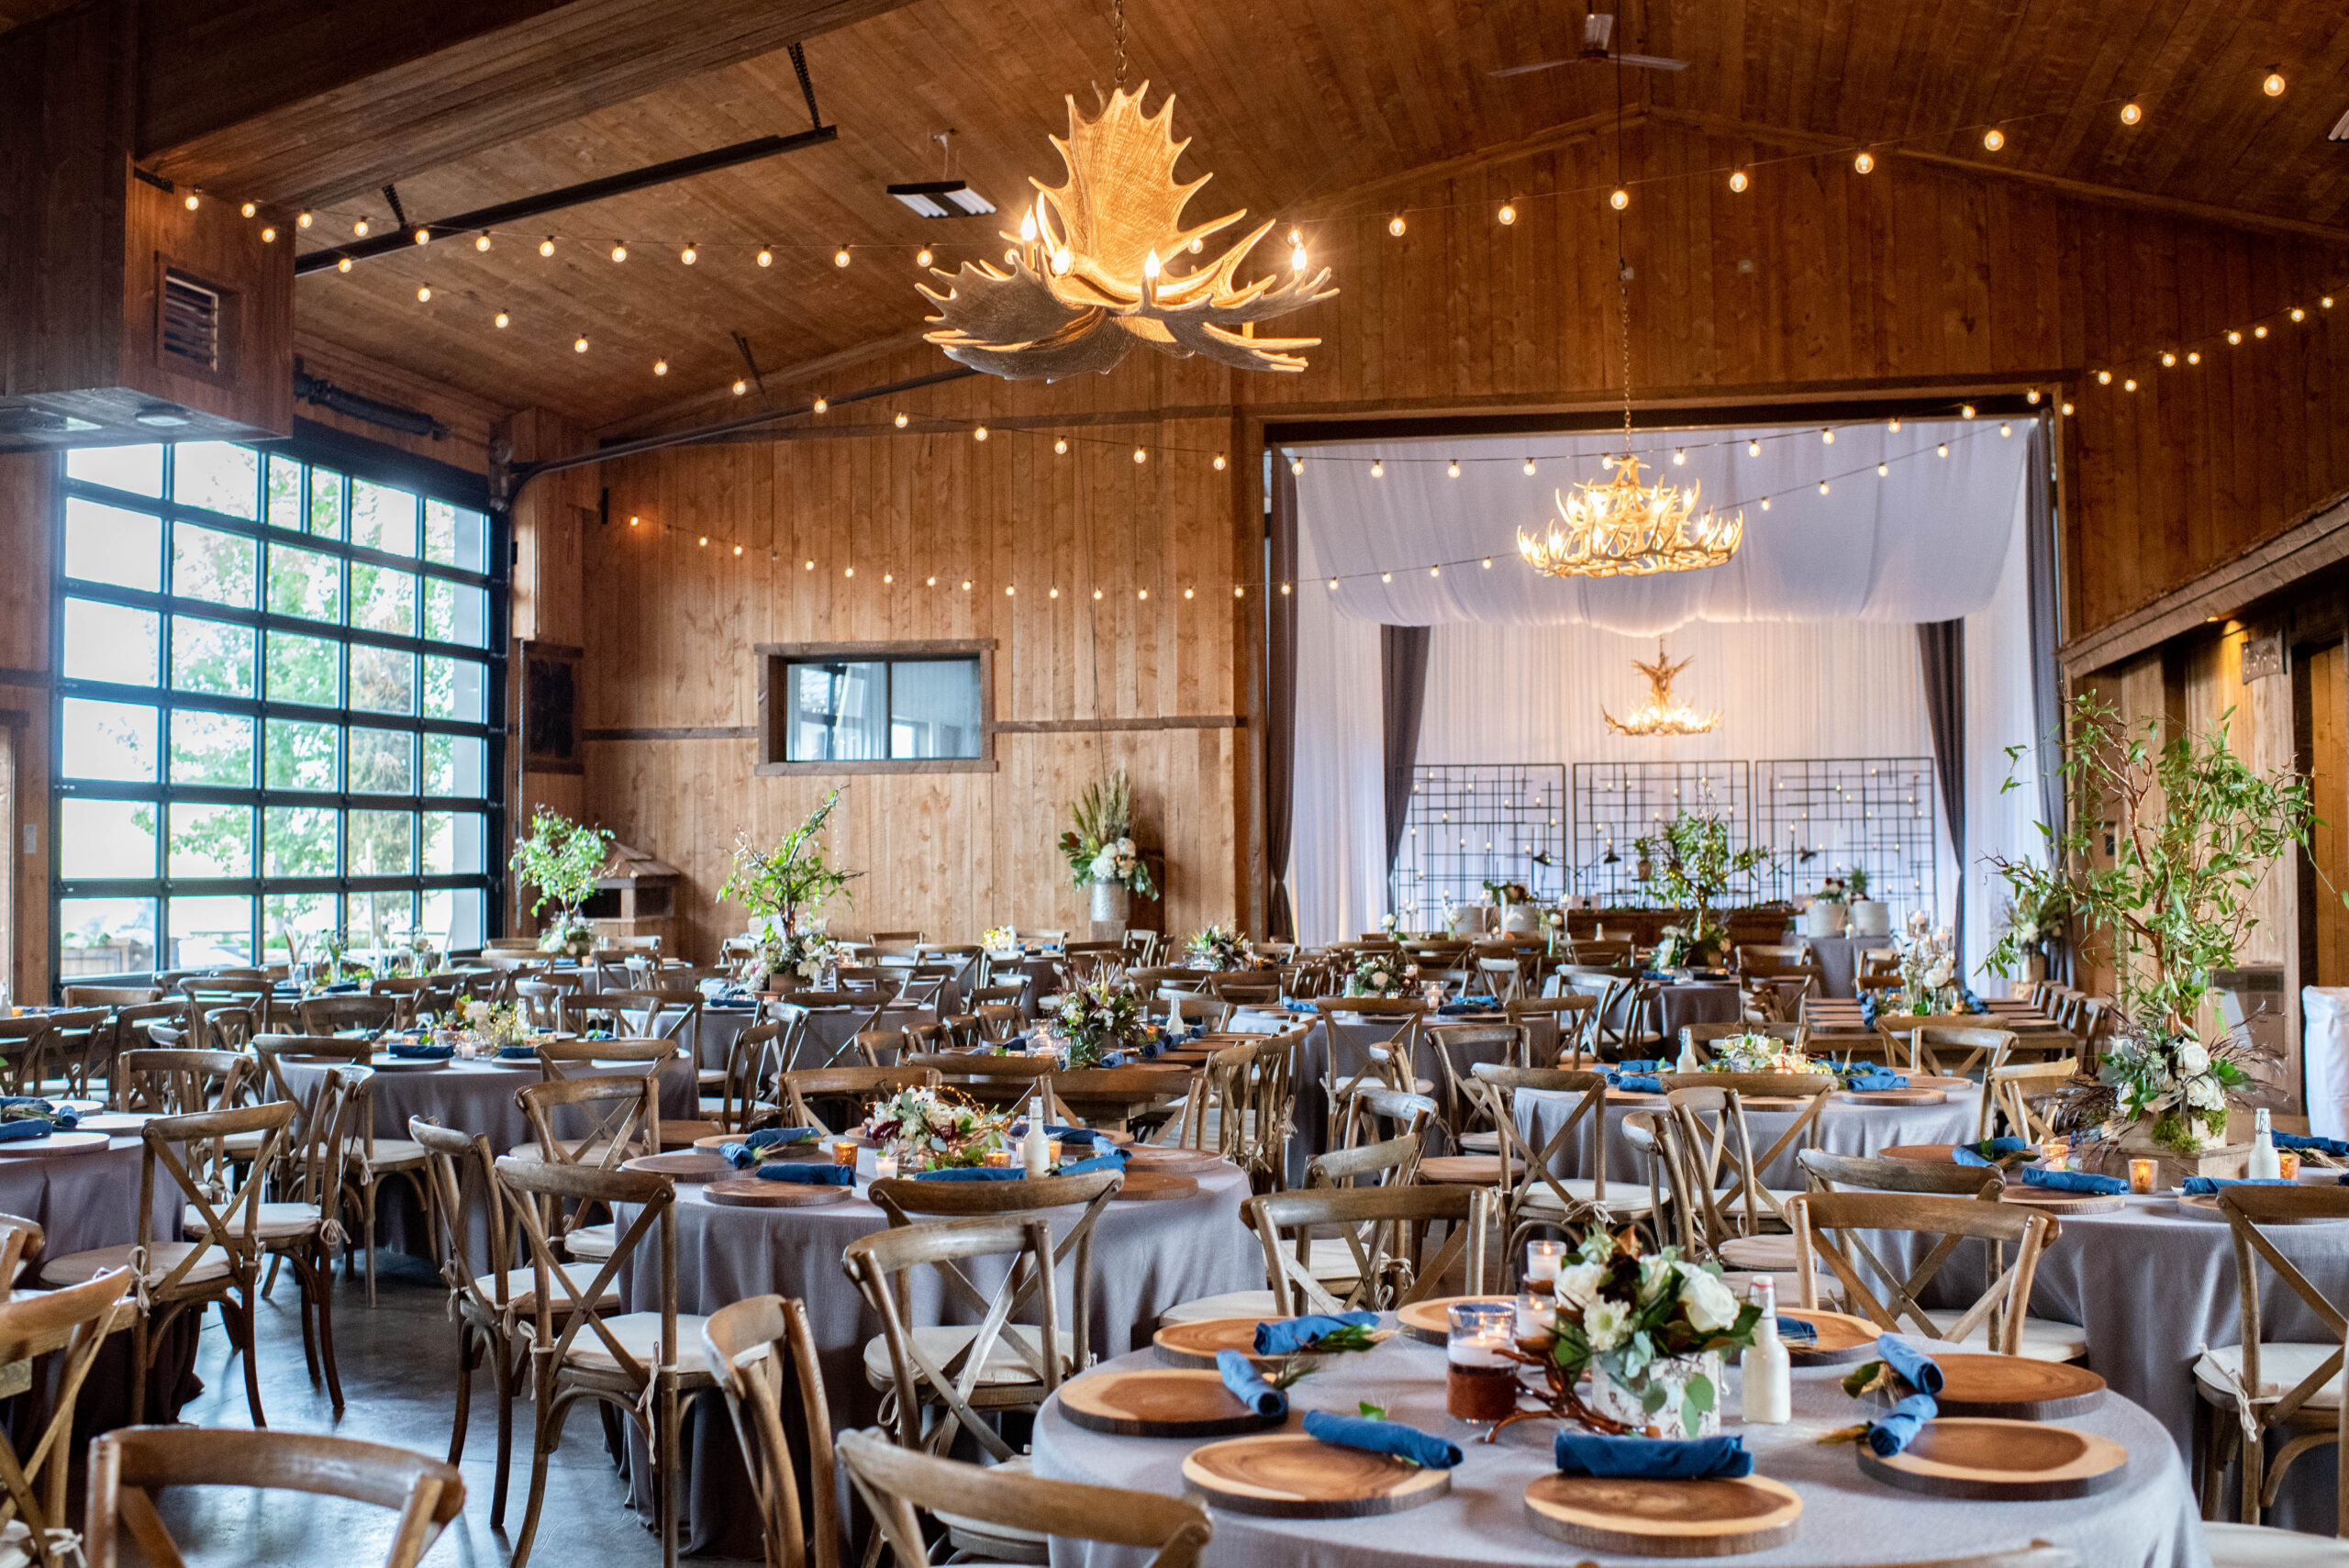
1863, 1354, 2104, 1418
1396, 1295, 1515, 1346
1056, 1369, 1283, 1437
0, 1130, 111, 1158
1836, 1087, 1948, 1106
1113, 1169, 1200, 1202
1777, 1309, 1882, 1366
621, 1151, 732, 1183
701, 1175, 853, 1208
74, 1112, 150, 1135
1882, 1144, 1960, 1163
1152, 1317, 1394, 1369
1908, 1074, 1976, 1092
1524, 1473, 1802, 1557
693, 1134, 826, 1156
1120, 1146, 1225, 1176
1181, 1433, 1450, 1518
1855, 1418, 2129, 1500
1998, 1185, 2126, 1216
2174, 1193, 2349, 1223
366, 1055, 453, 1073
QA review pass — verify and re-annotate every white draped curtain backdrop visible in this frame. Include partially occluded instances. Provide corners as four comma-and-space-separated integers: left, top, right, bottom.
1284, 421, 2041, 978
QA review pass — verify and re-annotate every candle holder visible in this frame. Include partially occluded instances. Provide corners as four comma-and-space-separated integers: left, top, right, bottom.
1445, 1303, 1520, 1424
1524, 1239, 1564, 1297
872, 1153, 899, 1182
2280, 1151, 2302, 1181
2128, 1158, 2158, 1195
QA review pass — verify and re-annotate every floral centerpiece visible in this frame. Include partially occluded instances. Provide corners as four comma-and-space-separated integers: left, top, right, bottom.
512, 807, 611, 959
1051, 975, 1160, 1067
1186, 924, 1255, 972
1378, 912, 1400, 936
1987, 694, 2319, 1165
1060, 773, 1158, 921
1508, 1229, 1763, 1440
1701, 1032, 1815, 1075
1635, 811, 1770, 967
1345, 951, 1416, 998
738, 920, 841, 990
861, 1086, 1014, 1171
722, 790, 863, 980
1892, 912, 1978, 1015
403, 928, 437, 976
317, 929, 373, 985
460, 999, 529, 1053
982, 925, 1019, 954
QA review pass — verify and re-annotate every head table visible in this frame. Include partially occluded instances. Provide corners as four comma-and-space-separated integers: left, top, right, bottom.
1033, 1328, 2203, 1568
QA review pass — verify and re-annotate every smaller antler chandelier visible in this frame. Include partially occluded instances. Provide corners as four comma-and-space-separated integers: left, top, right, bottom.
1604, 642, 1720, 737
1517, 455, 1743, 578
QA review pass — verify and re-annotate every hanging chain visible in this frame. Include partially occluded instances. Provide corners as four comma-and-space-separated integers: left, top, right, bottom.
1111, 0, 1129, 86
1619, 258, 1633, 449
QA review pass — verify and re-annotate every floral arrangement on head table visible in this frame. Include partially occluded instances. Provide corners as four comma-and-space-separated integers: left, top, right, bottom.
1051, 975, 1160, 1067
1186, 925, 1257, 972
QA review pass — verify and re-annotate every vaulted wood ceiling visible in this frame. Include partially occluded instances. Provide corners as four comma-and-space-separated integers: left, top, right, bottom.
267, 0, 2349, 432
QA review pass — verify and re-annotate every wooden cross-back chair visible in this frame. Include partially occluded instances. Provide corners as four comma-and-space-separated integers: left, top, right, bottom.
2194, 1184, 2349, 1526
237, 1063, 360, 1411
845, 1206, 1075, 1464
1336, 1086, 1437, 1156
900, 1055, 1073, 1124
495, 1158, 709, 1568
1736, 944, 1810, 973
1980, 1056, 2078, 1144
1897, 1023, 2018, 1079
295, 993, 398, 1039
701, 1296, 841, 1568
1744, 974, 1820, 1027
84, 1427, 465, 1568
705, 1019, 785, 1134
780, 1067, 943, 1138
776, 995, 902, 1067
82, 1001, 184, 1101
21, 1008, 105, 1098
1656, 1073, 1839, 1272
1165, 1041, 1254, 1159
1231, 1024, 1305, 1190
0, 1018, 58, 1099
1473, 954, 1529, 1002
110, 1046, 252, 1116
513, 1074, 662, 1263
1788, 1190, 2058, 1358
370, 975, 458, 1027
577, 987, 705, 1059
1310, 997, 1431, 1155
1798, 1148, 2004, 1197
1420, 1020, 1512, 1141
1201, 972, 1278, 1007
177, 983, 269, 1052
1467, 1065, 1650, 1268
838, 1430, 1212, 1568
0, 1268, 132, 1565
1241, 1184, 1496, 1318
1588, 973, 1664, 1059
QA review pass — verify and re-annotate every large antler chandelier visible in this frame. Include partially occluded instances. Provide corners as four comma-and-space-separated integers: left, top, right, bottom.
1604, 642, 1720, 737
1517, 454, 1743, 577
918, 83, 1336, 381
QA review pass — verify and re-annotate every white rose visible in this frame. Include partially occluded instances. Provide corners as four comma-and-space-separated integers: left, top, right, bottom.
1116, 836, 1135, 854
1675, 1263, 1739, 1334
1369, 969, 1390, 988
1584, 1298, 1632, 1351
2186, 1074, 2226, 1111
2175, 1041, 2210, 1075
1555, 1262, 1607, 1310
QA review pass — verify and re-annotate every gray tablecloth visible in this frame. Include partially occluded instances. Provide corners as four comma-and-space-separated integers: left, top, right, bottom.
1517, 1085, 1986, 1184
1032, 1329, 2205, 1568
0, 1135, 180, 1255
1557, 977, 1741, 1050
623, 1161, 1261, 1554
1803, 934, 1897, 997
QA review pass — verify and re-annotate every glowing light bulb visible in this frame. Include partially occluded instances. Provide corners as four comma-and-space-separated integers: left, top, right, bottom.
352, 217, 369, 236
1049, 587, 1059, 598
337, 258, 351, 272
573, 336, 588, 353
183, 192, 200, 211
2062, 402, 2074, 415
2161, 351, 2177, 367
1051, 248, 1072, 274
1388, 216, 1407, 237
1760, 496, 1772, 510
297, 211, 313, 228
2228, 329, 2243, 345
2188, 351, 2201, 364
1370, 460, 1384, 478
756, 248, 773, 267
1889, 417, 1902, 431
1290, 239, 1308, 271
2121, 102, 2143, 125
2264, 71, 2286, 97
1235, 584, 1246, 597
1962, 404, 1977, 418
416, 285, 431, 303
698, 536, 707, 547
2255, 324, 2269, 339
610, 243, 628, 262
1381, 573, 1392, 584
2096, 370, 2112, 384
2292, 307, 2307, 322
1748, 439, 1761, 455
2027, 389, 2042, 403
1094, 588, 1103, 599
540, 237, 555, 257
413, 228, 430, 245
916, 248, 933, 268
1729, 170, 1749, 193
1609, 188, 1629, 210
1819, 480, 1831, 495
1143, 249, 1162, 280
681, 245, 697, 265
1522, 458, 1536, 475
1055, 439, 1070, 455
2326, 298, 2336, 309
629, 517, 640, 527
963, 580, 973, 591
1007, 585, 1016, 596
261, 226, 276, 243
973, 425, 988, 441
240, 202, 256, 218
732, 379, 747, 396
494, 310, 509, 328
1668, 448, 1685, 465
1876, 462, 1888, 475
475, 232, 492, 251
895, 412, 909, 428
1854, 151, 1875, 173
1213, 454, 1228, 471
1291, 457, 1305, 475
1447, 460, 1461, 477
1328, 578, 1338, 590
1982, 128, 2005, 150
2124, 378, 2138, 391
1497, 203, 1517, 225
1999, 422, 2013, 436
1937, 443, 1949, 457
653, 359, 668, 376
1820, 428, 1834, 444
833, 247, 851, 268
733, 544, 743, 556
1133, 446, 1147, 463
813, 397, 828, 413
1019, 206, 1039, 243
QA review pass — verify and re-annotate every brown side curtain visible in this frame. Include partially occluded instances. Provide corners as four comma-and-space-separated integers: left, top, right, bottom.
1264, 459, 1300, 940
2022, 420, 2069, 981
1382, 625, 1431, 875
1917, 618, 1967, 959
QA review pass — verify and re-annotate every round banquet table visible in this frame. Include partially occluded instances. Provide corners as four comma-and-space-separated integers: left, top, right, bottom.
620, 1158, 1262, 1555
712, 1001, 943, 1070
1033, 1329, 2205, 1568
1516, 1083, 1987, 1185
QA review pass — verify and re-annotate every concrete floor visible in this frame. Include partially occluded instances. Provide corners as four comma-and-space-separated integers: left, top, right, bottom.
153, 1250, 763, 1568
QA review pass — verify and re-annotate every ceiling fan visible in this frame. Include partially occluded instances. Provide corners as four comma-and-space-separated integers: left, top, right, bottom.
1489, 7, 1689, 78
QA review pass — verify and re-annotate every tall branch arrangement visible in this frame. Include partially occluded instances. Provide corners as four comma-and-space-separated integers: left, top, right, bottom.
510, 809, 612, 926
1986, 694, 2318, 1033
721, 789, 863, 934
1060, 773, 1158, 898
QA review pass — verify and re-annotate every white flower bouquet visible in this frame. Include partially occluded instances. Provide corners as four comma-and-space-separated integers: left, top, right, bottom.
1345, 952, 1416, 998
982, 926, 1019, 953
1186, 924, 1256, 972
737, 918, 840, 987
861, 1085, 1013, 1170
1701, 1032, 1814, 1075
1543, 1229, 1764, 1440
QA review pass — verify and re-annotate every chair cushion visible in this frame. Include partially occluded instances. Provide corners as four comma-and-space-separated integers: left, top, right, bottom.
185, 1201, 323, 1242
1418, 1155, 1511, 1185
563, 1224, 617, 1261
351, 1138, 430, 1171
862, 1325, 1076, 1392
42, 1241, 229, 1288
1157, 1290, 1279, 1327
1718, 1234, 1803, 1271
1926, 1309, 2089, 1362
1456, 1129, 1500, 1154
659, 1120, 725, 1148
2195, 1342, 2343, 1407
2203, 1523, 2349, 1568
474, 1263, 621, 1316
1725, 1270, 1844, 1310
553, 1310, 716, 1379
1516, 1177, 1654, 1218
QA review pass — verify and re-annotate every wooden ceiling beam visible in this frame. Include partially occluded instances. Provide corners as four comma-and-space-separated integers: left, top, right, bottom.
138, 0, 918, 206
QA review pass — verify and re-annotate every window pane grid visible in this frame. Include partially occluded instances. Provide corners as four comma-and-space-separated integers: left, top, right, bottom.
56, 443, 501, 975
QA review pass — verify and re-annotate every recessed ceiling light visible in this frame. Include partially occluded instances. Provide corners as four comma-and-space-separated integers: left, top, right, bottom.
886, 180, 996, 217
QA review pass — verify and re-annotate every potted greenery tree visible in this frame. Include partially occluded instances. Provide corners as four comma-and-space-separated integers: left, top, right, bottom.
1635, 812, 1772, 972
1987, 695, 2319, 1181
1994, 884, 2068, 984
1059, 773, 1158, 923
721, 789, 863, 989
510, 808, 613, 959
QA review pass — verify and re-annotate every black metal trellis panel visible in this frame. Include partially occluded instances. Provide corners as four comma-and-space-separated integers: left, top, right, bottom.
1569, 762, 1753, 906
1754, 757, 1937, 922
1389, 764, 1569, 923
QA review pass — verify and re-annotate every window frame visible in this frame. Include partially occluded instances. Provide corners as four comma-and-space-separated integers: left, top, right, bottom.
754, 639, 996, 775
50, 434, 508, 982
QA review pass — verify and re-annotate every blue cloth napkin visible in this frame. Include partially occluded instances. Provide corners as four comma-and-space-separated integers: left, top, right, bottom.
1867, 1392, 1939, 1456
387, 1040, 453, 1060
2277, 1131, 2349, 1156
1614, 1059, 1662, 1073
1957, 986, 1987, 1014
1300, 1410, 1462, 1469
1843, 1072, 1910, 1092
322, 981, 360, 994
1252, 1312, 1381, 1356
912, 1164, 1028, 1182
2182, 1175, 2299, 1195
497, 1043, 540, 1060
1553, 1432, 1753, 1480
1054, 1151, 1129, 1177
719, 1127, 824, 1170
1139, 1039, 1165, 1060
1877, 1336, 1944, 1396
1860, 993, 1880, 1029
752, 1162, 854, 1186
1099, 1052, 1130, 1067
1609, 1073, 1664, 1095
0, 1119, 52, 1143
1775, 1316, 1819, 1341
2018, 1165, 2128, 1195
1952, 1137, 2038, 1169
1215, 1349, 1286, 1418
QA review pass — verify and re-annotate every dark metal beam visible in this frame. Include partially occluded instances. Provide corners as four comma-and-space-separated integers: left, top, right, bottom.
294, 126, 838, 276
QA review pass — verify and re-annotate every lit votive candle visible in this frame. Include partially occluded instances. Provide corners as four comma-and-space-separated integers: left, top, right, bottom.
1512, 1294, 1556, 1346
984, 1149, 1013, 1168
1525, 1240, 1564, 1297
2280, 1151, 2302, 1181
1445, 1302, 1520, 1424
872, 1152, 898, 1182
831, 1140, 858, 1167
2128, 1158, 2158, 1195
1047, 1140, 1064, 1166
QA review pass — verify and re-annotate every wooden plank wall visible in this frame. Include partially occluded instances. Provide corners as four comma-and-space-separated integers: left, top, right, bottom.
0, 454, 55, 1001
